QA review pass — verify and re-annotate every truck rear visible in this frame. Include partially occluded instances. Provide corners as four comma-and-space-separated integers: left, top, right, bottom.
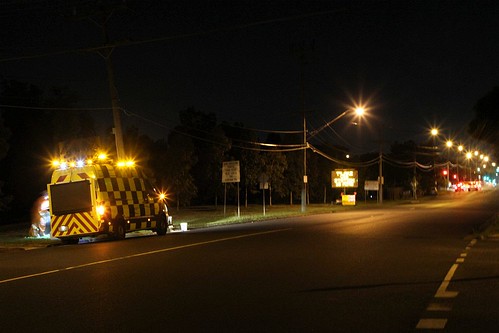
48, 160, 171, 244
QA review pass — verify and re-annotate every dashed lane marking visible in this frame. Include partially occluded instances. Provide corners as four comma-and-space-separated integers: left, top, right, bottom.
435, 263, 460, 298
416, 319, 448, 329
427, 302, 453, 311
417, 237, 479, 330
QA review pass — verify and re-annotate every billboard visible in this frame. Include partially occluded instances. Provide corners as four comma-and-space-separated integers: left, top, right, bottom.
332, 169, 358, 188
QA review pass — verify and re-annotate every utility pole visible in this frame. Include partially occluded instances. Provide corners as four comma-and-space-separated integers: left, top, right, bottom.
379, 149, 383, 204
376, 129, 384, 204
292, 40, 315, 213
100, 14, 125, 161
72, 4, 126, 161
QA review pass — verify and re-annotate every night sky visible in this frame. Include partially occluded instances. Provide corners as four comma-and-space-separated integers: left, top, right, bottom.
1, 0, 498, 153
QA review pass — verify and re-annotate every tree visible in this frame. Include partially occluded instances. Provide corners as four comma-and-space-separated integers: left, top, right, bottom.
222, 122, 262, 206
0, 113, 12, 212
177, 107, 230, 205
0, 80, 92, 221
261, 132, 287, 205
261, 151, 287, 205
469, 87, 499, 156
161, 133, 198, 209
0, 81, 50, 219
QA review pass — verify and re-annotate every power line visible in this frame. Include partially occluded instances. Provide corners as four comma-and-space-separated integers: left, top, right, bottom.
0, 104, 111, 111
0, 7, 347, 63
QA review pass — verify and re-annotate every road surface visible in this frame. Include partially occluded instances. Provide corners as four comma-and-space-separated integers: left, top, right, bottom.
1, 190, 498, 332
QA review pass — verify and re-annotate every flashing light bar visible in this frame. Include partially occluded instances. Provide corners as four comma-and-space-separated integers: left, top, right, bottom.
51, 156, 136, 170
117, 160, 135, 167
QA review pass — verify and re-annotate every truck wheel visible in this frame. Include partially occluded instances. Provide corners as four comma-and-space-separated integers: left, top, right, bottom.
156, 214, 167, 236
114, 220, 126, 240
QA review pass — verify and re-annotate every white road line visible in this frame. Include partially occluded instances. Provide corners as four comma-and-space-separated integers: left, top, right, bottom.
427, 302, 453, 311
418, 238, 478, 330
0, 228, 290, 285
416, 318, 447, 329
435, 263, 459, 298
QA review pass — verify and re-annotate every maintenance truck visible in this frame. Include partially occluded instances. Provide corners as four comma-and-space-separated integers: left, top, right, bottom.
48, 158, 172, 244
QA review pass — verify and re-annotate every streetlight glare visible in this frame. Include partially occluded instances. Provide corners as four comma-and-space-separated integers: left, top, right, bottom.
430, 128, 438, 136
354, 107, 365, 116
446, 140, 453, 148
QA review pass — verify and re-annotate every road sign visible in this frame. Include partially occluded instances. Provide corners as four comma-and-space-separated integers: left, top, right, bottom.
222, 161, 240, 183
364, 180, 379, 191
332, 169, 358, 188
341, 194, 356, 206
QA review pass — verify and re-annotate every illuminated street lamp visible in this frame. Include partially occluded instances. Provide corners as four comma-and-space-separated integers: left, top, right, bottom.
466, 151, 472, 181
354, 107, 365, 116
307, 106, 366, 139
430, 128, 439, 190
303, 105, 366, 211
456, 145, 463, 181
444, 140, 453, 188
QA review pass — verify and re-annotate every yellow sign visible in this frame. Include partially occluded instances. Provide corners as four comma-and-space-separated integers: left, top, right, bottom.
222, 161, 240, 183
332, 169, 358, 188
341, 194, 356, 206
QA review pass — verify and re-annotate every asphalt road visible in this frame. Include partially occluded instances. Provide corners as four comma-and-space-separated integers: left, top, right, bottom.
1, 190, 498, 332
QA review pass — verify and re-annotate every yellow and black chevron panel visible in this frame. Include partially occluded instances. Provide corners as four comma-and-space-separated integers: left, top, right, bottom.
51, 212, 99, 238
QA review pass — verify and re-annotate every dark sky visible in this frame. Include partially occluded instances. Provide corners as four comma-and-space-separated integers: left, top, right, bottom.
1, 0, 498, 154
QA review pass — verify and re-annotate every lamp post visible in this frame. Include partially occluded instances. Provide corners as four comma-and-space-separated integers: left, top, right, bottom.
473, 151, 479, 181
430, 128, 439, 192
466, 152, 472, 182
457, 145, 463, 182
445, 140, 453, 189
307, 107, 365, 140
304, 106, 365, 210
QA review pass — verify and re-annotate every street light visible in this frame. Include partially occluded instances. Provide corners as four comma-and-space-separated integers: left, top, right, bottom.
354, 107, 365, 116
466, 151, 472, 181
307, 106, 365, 139
303, 105, 366, 212
444, 140, 453, 188
430, 128, 439, 191
456, 145, 463, 181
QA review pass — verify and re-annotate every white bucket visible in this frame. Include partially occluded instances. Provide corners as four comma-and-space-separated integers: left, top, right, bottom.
180, 222, 188, 232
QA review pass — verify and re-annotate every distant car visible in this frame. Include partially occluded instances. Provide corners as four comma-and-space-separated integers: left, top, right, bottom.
452, 182, 467, 192
467, 181, 482, 191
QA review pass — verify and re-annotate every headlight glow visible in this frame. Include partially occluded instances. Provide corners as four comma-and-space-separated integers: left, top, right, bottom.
96, 205, 106, 217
